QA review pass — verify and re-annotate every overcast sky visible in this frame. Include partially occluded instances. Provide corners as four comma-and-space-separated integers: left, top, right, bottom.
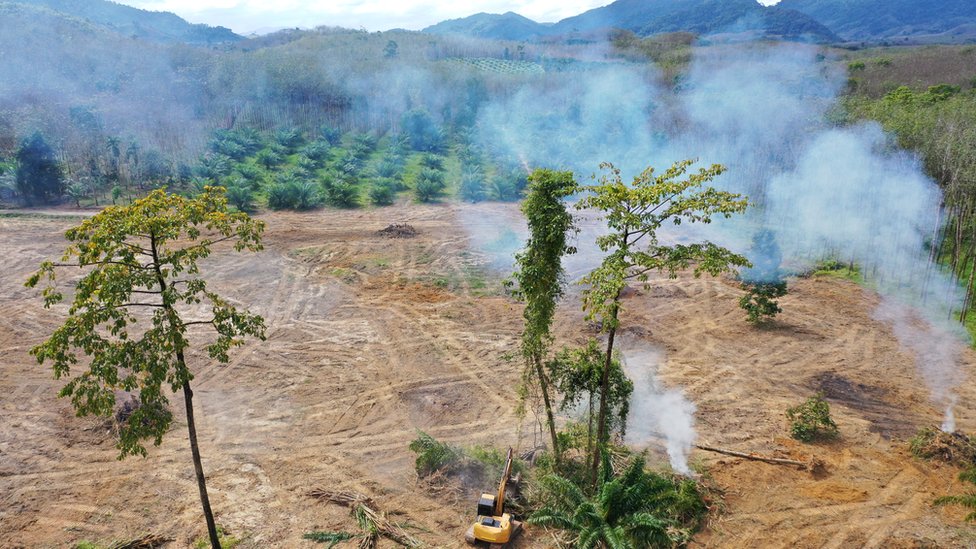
118, 0, 780, 35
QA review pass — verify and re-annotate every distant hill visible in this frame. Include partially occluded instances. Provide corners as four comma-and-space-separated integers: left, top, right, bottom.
5, 0, 241, 45
424, 0, 837, 43
778, 0, 976, 43
424, 12, 550, 40
636, 0, 838, 41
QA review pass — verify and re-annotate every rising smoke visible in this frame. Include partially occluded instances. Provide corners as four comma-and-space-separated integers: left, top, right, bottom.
620, 343, 697, 475
474, 39, 969, 457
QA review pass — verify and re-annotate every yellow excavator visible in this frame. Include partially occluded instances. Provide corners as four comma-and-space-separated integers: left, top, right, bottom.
464, 447, 523, 547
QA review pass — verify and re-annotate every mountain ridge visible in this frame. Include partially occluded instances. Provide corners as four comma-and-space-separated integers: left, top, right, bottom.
4, 0, 241, 45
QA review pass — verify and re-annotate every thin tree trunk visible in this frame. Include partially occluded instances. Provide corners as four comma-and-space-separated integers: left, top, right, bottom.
181, 371, 221, 549
150, 233, 221, 549
534, 354, 561, 468
592, 303, 620, 489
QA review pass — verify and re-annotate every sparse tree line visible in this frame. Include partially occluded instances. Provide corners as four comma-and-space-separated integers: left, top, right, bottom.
844, 83, 976, 326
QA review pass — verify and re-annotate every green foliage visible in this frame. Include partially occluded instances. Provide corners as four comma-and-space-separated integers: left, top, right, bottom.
578, 161, 750, 331
576, 160, 749, 480
512, 169, 578, 360
268, 179, 323, 210
383, 39, 399, 59
368, 180, 396, 206
274, 127, 305, 153
15, 131, 64, 204
65, 181, 87, 207
414, 168, 446, 203
320, 126, 343, 147
195, 153, 233, 180
739, 281, 787, 323
459, 168, 488, 202
193, 526, 241, 549
401, 109, 444, 152
529, 454, 705, 547
786, 393, 838, 442
26, 187, 266, 458
550, 340, 634, 440
323, 176, 360, 208
225, 183, 256, 213
510, 169, 578, 463
301, 140, 331, 162
848, 60, 866, 71
408, 431, 462, 477
255, 149, 284, 170
303, 531, 354, 547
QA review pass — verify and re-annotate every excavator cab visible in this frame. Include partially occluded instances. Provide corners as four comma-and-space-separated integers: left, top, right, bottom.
465, 449, 522, 547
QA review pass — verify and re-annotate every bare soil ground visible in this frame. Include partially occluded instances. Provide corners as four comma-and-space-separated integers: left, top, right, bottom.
2, 203, 976, 548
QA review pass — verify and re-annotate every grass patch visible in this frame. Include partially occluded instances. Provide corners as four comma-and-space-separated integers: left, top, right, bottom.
812, 259, 863, 283
193, 526, 242, 549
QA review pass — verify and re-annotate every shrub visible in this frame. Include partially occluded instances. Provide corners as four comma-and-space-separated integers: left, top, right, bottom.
368, 180, 395, 206
408, 431, 461, 477
255, 149, 283, 170
301, 140, 331, 162
401, 109, 444, 152
414, 168, 446, 203
320, 125, 343, 146
459, 168, 488, 202
226, 184, 256, 213
419, 153, 444, 171
375, 157, 404, 179
267, 180, 322, 210
786, 393, 838, 442
740, 281, 787, 323
323, 177, 359, 208
195, 153, 232, 180
274, 127, 305, 152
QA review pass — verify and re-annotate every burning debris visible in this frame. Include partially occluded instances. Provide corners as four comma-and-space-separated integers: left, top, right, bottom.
910, 427, 976, 467
378, 223, 418, 238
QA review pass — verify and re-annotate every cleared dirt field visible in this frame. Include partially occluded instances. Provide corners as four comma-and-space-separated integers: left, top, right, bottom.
1, 204, 976, 548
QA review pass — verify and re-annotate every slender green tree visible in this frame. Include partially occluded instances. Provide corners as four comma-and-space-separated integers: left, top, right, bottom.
578, 160, 749, 486
26, 187, 266, 549
511, 169, 578, 467
15, 132, 65, 204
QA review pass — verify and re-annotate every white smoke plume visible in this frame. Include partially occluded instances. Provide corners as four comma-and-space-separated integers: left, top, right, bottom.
621, 344, 697, 476
476, 40, 969, 431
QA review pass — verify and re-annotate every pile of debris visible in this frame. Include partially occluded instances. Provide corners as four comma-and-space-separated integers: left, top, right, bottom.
378, 223, 418, 238
910, 427, 976, 466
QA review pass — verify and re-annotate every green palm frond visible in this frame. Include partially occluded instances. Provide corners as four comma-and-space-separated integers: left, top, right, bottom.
540, 473, 587, 510
527, 508, 578, 531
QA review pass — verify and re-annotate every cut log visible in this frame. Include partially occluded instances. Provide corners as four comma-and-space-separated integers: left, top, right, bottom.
695, 444, 808, 468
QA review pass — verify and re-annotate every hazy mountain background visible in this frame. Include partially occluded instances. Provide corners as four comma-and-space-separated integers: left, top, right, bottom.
1, 0, 240, 44
425, 0, 975, 44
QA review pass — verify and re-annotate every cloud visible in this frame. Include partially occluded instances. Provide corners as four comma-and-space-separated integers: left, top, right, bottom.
117, 0, 610, 33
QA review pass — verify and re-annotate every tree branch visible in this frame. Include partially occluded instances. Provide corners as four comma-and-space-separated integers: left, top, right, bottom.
181, 319, 215, 327
53, 261, 154, 270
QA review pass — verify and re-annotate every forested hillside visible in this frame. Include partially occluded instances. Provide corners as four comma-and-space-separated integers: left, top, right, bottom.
3, 0, 240, 44
779, 0, 976, 43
